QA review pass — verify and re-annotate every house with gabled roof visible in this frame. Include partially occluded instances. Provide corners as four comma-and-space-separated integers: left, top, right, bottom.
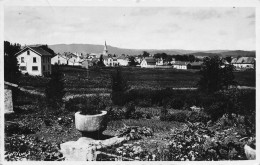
140, 57, 156, 68
117, 55, 129, 66
51, 53, 69, 65
172, 61, 189, 69
15, 46, 53, 76
231, 57, 255, 70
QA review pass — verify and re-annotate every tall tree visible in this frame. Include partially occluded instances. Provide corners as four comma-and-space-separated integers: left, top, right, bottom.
97, 55, 105, 67
128, 56, 138, 66
197, 56, 237, 93
4, 41, 21, 84
142, 51, 150, 58
45, 64, 65, 108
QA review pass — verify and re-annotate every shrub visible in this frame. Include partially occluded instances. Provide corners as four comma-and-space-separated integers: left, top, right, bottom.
111, 67, 128, 106
169, 98, 185, 109
45, 64, 65, 108
166, 111, 189, 122
188, 111, 210, 123
160, 107, 168, 121
65, 95, 110, 115
106, 106, 126, 121
125, 102, 136, 119
197, 56, 236, 93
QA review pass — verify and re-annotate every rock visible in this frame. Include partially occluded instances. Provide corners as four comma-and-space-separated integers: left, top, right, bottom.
60, 140, 96, 161
4, 89, 14, 114
244, 145, 256, 160
60, 136, 127, 161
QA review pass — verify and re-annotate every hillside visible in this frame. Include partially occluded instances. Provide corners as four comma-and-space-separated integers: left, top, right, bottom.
48, 43, 255, 57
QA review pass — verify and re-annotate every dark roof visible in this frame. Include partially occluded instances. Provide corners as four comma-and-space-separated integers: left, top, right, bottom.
189, 62, 203, 66
173, 61, 189, 65
145, 58, 156, 63
15, 46, 53, 56
235, 57, 255, 64
30, 47, 53, 56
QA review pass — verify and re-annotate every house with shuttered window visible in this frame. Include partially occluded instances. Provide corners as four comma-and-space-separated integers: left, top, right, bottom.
15, 46, 53, 76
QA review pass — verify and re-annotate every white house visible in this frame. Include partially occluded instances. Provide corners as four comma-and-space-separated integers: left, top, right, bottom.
140, 57, 156, 68
51, 53, 68, 65
15, 46, 53, 76
103, 56, 114, 66
173, 61, 189, 69
156, 58, 164, 66
231, 57, 255, 70
117, 55, 129, 66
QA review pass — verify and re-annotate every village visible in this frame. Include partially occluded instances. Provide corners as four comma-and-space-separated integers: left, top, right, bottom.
3, 6, 256, 162
13, 41, 256, 77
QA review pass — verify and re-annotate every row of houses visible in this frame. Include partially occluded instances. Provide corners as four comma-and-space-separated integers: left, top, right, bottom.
14, 43, 255, 76
140, 57, 204, 69
140, 56, 255, 70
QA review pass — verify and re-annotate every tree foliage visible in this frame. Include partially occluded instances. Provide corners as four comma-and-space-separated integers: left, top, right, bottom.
142, 51, 150, 58
4, 41, 21, 84
128, 56, 138, 66
111, 67, 128, 105
97, 55, 105, 67
45, 64, 65, 108
197, 56, 237, 93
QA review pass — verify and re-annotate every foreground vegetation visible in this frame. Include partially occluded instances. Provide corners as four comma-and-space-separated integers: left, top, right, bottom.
5, 87, 255, 161
5, 63, 256, 161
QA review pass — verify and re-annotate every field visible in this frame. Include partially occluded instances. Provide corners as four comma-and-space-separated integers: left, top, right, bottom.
5, 66, 256, 161
18, 66, 255, 95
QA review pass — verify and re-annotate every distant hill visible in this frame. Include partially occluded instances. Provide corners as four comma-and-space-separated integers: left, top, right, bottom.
48, 44, 255, 57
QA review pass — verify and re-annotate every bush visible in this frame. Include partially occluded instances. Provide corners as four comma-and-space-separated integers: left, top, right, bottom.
106, 106, 126, 121
166, 111, 189, 122
65, 95, 111, 114
168, 98, 185, 109
188, 111, 210, 123
111, 67, 128, 106
125, 102, 136, 119
45, 65, 65, 108
160, 107, 168, 121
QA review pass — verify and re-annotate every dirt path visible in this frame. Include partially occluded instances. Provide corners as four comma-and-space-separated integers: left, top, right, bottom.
19, 87, 110, 101
172, 86, 255, 90
18, 85, 255, 101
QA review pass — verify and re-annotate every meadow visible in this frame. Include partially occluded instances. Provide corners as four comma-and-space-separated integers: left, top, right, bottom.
5, 65, 256, 161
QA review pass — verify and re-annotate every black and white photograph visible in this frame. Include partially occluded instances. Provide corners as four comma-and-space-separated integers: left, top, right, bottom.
2, 0, 259, 162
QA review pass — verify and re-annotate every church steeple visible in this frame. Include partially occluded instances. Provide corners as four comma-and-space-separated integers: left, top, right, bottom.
103, 41, 108, 55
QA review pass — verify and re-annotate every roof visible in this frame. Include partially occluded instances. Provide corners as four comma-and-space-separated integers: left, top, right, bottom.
173, 61, 189, 65
235, 57, 255, 64
15, 46, 53, 57
117, 56, 127, 60
231, 58, 238, 64
145, 58, 156, 63
189, 62, 203, 66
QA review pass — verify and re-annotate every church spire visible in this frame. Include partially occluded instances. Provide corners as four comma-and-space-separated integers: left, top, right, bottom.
103, 41, 108, 55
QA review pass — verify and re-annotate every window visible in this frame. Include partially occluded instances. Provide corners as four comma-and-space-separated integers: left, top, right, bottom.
43, 65, 45, 71
27, 50, 30, 55
33, 57, 37, 63
20, 66, 26, 70
32, 66, 38, 71
21, 57, 24, 63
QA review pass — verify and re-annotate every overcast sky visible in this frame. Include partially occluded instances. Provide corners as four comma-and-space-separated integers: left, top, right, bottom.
4, 7, 255, 50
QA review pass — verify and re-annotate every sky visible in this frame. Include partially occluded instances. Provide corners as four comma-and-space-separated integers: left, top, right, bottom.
4, 7, 255, 50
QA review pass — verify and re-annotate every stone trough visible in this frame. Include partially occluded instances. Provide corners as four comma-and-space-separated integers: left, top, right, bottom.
60, 136, 127, 161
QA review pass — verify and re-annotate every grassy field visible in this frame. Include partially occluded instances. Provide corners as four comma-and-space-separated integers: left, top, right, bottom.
18, 66, 255, 95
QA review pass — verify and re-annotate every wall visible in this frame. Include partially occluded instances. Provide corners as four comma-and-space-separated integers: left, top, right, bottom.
17, 50, 42, 76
